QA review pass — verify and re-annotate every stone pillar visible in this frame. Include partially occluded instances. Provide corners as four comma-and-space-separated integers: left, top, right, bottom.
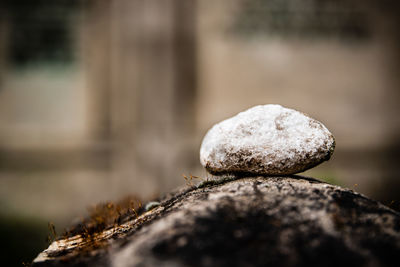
83, 0, 112, 140
109, 0, 197, 194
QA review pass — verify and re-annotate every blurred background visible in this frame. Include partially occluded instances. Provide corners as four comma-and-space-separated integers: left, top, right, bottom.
1, 0, 400, 265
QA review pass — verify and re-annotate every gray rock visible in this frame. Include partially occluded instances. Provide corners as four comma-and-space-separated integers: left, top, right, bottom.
33, 176, 400, 267
200, 104, 335, 175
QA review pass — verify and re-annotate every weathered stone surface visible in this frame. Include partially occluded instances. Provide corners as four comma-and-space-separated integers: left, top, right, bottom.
33, 176, 400, 267
200, 104, 335, 175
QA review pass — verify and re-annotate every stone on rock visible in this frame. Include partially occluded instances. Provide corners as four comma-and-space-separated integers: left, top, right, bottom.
200, 104, 335, 175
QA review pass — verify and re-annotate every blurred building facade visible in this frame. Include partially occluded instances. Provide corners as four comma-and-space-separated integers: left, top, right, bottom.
0, 0, 400, 224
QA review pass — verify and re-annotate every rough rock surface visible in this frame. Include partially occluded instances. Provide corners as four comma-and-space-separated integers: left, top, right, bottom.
33, 176, 400, 267
200, 105, 335, 175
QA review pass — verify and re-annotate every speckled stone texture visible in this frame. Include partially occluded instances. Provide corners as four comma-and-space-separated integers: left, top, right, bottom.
200, 104, 335, 175
33, 176, 400, 267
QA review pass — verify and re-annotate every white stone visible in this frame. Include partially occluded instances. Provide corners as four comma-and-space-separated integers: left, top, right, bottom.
200, 104, 335, 175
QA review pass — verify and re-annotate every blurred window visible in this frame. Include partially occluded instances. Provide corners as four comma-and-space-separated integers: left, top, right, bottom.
4, 0, 80, 67
0, 0, 87, 148
232, 0, 371, 41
